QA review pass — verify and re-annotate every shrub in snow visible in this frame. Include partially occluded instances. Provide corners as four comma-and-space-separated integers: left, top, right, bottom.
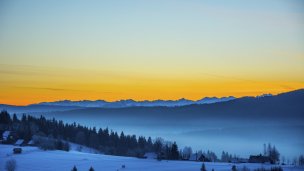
13, 148, 22, 154
299, 155, 304, 166
64, 142, 70, 151
200, 163, 206, 171
56, 140, 70, 151
231, 165, 237, 171
34, 136, 56, 150
182, 146, 192, 160
56, 140, 64, 150
270, 167, 283, 171
77, 145, 83, 152
254, 168, 266, 171
89, 166, 94, 171
242, 166, 250, 171
253, 167, 282, 171
71, 165, 77, 171
33, 135, 70, 151
5, 159, 16, 171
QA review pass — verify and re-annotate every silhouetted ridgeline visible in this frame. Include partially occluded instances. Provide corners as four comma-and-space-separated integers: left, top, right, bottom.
1, 89, 304, 120
35, 89, 304, 123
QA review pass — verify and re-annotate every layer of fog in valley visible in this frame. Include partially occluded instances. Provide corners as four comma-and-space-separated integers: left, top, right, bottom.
19, 111, 304, 160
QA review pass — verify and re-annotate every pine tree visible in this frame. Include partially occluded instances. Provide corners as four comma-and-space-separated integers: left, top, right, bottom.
171, 142, 179, 160
298, 155, 304, 166
263, 143, 267, 156
12, 114, 19, 123
89, 166, 94, 171
0, 110, 11, 124
201, 163, 206, 171
232, 165, 237, 171
71, 165, 77, 171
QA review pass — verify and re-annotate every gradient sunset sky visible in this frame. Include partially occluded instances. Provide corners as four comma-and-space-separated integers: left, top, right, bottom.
0, 0, 304, 105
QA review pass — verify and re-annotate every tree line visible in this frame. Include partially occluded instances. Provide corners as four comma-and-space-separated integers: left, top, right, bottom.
0, 111, 179, 159
1, 110, 303, 165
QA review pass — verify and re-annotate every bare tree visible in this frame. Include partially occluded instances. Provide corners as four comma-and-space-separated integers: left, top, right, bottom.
154, 137, 164, 153
5, 159, 16, 171
242, 166, 250, 171
281, 156, 285, 164
292, 157, 297, 165
182, 146, 192, 160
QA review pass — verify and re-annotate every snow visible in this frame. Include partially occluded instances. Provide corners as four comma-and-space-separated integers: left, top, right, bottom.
0, 144, 303, 171
68, 142, 100, 154
144, 152, 157, 159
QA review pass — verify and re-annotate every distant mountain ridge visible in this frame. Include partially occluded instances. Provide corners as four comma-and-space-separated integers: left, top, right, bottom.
1, 89, 304, 119
36, 96, 236, 108
42, 88, 303, 122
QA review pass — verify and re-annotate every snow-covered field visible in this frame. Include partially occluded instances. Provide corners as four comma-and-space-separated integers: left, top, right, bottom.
0, 145, 303, 171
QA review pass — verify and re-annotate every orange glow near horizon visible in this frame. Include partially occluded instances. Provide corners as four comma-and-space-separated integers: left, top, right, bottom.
2, 87, 303, 106
0, 65, 303, 106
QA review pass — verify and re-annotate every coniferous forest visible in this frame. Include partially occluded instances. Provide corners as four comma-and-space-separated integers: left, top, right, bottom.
0, 110, 180, 159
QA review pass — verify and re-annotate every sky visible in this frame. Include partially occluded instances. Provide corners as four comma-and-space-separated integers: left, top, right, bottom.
0, 0, 304, 105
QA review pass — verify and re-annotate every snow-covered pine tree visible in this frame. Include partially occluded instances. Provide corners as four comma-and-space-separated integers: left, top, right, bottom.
71, 165, 77, 171
200, 163, 206, 171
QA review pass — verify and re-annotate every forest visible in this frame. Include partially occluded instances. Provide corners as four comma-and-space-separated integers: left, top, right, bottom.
0, 110, 297, 164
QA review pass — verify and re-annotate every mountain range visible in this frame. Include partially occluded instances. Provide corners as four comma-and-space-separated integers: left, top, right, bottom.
39, 89, 303, 122
1, 90, 303, 119
0, 96, 237, 114
36, 96, 236, 108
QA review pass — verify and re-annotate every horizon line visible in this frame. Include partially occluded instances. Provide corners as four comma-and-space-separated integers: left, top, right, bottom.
2, 88, 303, 106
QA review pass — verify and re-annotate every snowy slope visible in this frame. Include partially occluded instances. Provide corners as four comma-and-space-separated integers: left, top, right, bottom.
0, 145, 303, 171
68, 142, 100, 154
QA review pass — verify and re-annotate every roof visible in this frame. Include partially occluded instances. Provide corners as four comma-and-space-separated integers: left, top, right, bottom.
28, 140, 34, 145
15, 139, 24, 145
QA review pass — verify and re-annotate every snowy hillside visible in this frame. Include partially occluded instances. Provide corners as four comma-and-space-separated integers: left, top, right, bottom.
0, 145, 303, 171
